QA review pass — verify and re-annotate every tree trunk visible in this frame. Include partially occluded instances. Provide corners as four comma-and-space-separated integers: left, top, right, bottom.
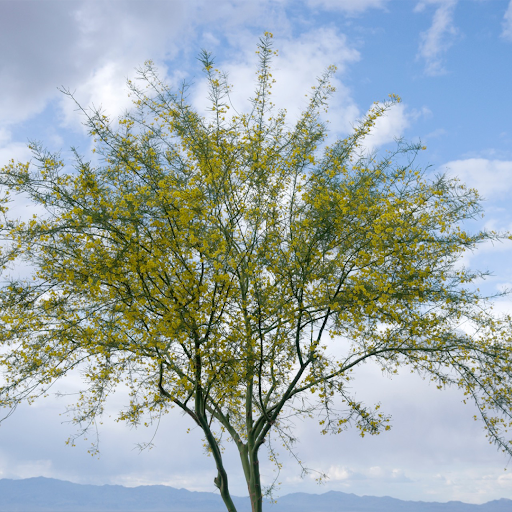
213, 466, 238, 512
200, 420, 238, 512
248, 449, 263, 512
238, 442, 263, 512
195, 387, 238, 512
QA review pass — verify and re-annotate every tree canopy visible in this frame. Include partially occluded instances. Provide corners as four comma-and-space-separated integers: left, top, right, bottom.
1, 33, 512, 512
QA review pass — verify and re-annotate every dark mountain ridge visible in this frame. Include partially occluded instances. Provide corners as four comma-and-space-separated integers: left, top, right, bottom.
0, 477, 510, 512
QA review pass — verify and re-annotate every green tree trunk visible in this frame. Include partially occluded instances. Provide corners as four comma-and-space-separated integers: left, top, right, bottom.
196, 390, 239, 511
248, 449, 263, 512
238, 439, 263, 512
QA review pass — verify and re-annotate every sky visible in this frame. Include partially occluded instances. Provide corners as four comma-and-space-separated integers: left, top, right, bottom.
1, 0, 512, 507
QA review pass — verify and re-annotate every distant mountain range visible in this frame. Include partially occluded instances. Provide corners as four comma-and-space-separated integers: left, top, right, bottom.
0, 477, 510, 512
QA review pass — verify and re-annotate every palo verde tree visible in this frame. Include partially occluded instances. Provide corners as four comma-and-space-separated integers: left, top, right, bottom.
1, 33, 512, 512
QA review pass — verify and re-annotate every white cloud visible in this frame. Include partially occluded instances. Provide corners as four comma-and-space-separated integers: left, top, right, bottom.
0, 127, 11, 146
0, 128, 32, 169
0, 1, 190, 129
327, 465, 412, 483
502, 0, 512, 40
415, 0, 459, 75
356, 103, 432, 154
497, 471, 512, 488
306, 0, 388, 13
58, 62, 138, 133
366, 466, 412, 482
328, 466, 357, 481
358, 102, 410, 152
486, 299, 512, 318
0, 129, 44, 233
439, 158, 512, 199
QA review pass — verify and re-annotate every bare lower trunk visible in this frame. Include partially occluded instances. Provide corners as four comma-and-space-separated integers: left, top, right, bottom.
249, 449, 263, 512
200, 423, 238, 511
195, 388, 238, 511
213, 465, 238, 512
238, 443, 263, 512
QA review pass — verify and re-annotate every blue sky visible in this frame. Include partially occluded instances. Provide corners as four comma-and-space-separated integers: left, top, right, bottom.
1, 0, 512, 506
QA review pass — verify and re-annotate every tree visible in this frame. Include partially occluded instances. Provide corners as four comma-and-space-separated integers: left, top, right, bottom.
1, 33, 512, 512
